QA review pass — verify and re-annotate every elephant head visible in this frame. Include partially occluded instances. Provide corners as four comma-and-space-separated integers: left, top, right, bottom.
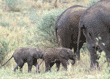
59, 48, 76, 60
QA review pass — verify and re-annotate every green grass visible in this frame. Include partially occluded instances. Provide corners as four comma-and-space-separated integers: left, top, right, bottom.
0, 0, 109, 79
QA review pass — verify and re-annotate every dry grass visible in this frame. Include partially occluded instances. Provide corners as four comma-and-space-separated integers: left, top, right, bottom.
1, 52, 105, 79
0, 0, 107, 79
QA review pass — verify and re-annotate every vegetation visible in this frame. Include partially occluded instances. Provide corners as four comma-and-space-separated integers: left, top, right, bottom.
0, 0, 109, 79
86, 0, 99, 7
37, 9, 65, 48
0, 38, 9, 64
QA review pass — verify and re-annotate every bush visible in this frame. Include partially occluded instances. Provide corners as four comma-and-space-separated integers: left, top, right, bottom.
27, 9, 39, 24
97, 51, 110, 79
24, 27, 35, 46
36, 9, 65, 48
5, 0, 22, 11
86, 0, 99, 7
0, 21, 9, 27
0, 38, 9, 64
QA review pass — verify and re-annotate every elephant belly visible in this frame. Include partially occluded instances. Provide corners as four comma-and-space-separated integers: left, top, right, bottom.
44, 55, 61, 63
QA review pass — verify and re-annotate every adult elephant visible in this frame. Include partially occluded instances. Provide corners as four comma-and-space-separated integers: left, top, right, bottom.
55, 5, 87, 60
77, 0, 110, 69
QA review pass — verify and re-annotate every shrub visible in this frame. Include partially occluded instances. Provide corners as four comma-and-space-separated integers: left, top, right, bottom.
36, 9, 65, 48
0, 21, 9, 27
24, 27, 35, 46
97, 51, 110, 78
0, 38, 9, 64
86, 0, 100, 7
5, 0, 22, 11
27, 9, 39, 24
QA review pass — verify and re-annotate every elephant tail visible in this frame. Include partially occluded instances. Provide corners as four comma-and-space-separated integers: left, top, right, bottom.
55, 27, 58, 43
77, 22, 86, 60
1, 55, 13, 67
77, 25, 81, 60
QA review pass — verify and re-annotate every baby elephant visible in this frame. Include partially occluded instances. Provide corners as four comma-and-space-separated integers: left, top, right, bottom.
44, 48, 76, 72
1, 47, 44, 73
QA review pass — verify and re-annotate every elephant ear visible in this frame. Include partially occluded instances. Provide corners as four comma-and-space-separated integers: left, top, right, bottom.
67, 49, 75, 58
67, 49, 73, 56
59, 49, 69, 59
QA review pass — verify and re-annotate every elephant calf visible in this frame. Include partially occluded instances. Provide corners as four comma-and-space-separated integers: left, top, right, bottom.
1, 47, 44, 73
44, 48, 76, 72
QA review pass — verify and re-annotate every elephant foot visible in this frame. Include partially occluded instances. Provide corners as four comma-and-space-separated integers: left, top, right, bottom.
77, 55, 80, 60
90, 65, 100, 71
71, 60, 75, 65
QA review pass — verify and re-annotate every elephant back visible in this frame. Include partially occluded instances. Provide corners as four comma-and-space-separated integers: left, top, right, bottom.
58, 48, 69, 59
55, 5, 87, 48
44, 48, 59, 56
13, 47, 31, 59
55, 5, 87, 29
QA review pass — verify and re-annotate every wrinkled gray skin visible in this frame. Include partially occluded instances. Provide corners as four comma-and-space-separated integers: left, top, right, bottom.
44, 48, 76, 72
55, 5, 87, 60
77, 0, 110, 69
1, 47, 44, 73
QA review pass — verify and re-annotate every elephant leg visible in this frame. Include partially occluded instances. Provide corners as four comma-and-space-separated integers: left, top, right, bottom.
49, 62, 54, 71
45, 61, 50, 72
45, 61, 54, 72
71, 59, 75, 65
74, 42, 84, 60
61, 59, 67, 71
87, 43, 99, 69
66, 60, 69, 65
104, 50, 110, 64
33, 59, 40, 73
74, 44, 79, 59
34, 60, 40, 73
56, 61, 60, 71
27, 58, 33, 72
27, 63, 33, 73
100, 44, 110, 65
14, 65, 18, 72
14, 58, 24, 72
70, 44, 77, 65
105, 51, 110, 67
